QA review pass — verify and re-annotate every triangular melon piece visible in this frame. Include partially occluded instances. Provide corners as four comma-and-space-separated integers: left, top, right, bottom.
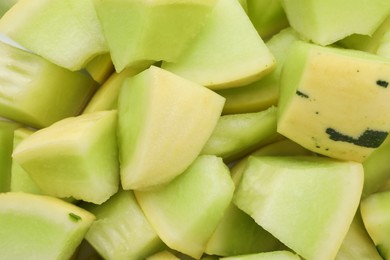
117, 66, 225, 190
135, 155, 234, 259
233, 156, 363, 260
93, 0, 218, 72
12, 110, 119, 204
0, 0, 107, 70
0, 192, 95, 259
161, 0, 275, 90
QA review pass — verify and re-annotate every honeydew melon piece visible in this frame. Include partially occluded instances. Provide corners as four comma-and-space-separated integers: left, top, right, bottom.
217, 27, 301, 114
234, 156, 364, 260
93, 0, 218, 72
277, 41, 390, 162
83, 67, 143, 114
0, 0, 18, 17
246, 0, 289, 40
0, 40, 97, 129
85, 53, 114, 84
237, 0, 248, 13
161, 0, 275, 90
0, 119, 21, 192
281, 0, 390, 46
201, 106, 283, 162
205, 203, 282, 257
0, 0, 107, 71
84, 189, 165, 260
135, 155, 234, 259
118, 66, 225, 190
220, 250, 301, 260
0, 192, 95, 259
9, 127, 42, 194
12, 110, 119, 204
360, 190, 390, 259
335, 212, 383, 260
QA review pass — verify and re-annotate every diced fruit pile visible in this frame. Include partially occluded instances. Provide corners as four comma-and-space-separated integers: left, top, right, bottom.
1, 0, 390, 259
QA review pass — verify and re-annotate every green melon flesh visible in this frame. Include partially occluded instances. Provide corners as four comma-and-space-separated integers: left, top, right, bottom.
0, 0, 107, 71
161, 0, 275, 90
117, 66, 225, 190
85, 53, 114, 84
233, 156, 364, 260
93, 0, 217, 72
278, 40, 390, 162
135, 155, 234, 259
12, 110, 119, 204
0, 119, 21, 192
201, 106, 282, 162
146, 250, 180, 260
0, 0, 18, 17
84, 189, 165, 260
281, 0, 390, 46
0, 192, 95, 259
0, 40, 98, 129
217, 27, 301, 114
360, 190, 390, 259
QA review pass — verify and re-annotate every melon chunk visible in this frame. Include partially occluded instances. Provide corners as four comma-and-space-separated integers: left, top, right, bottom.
233, 156, 363, 260
0, 192, 95, 259
135, 155, 234, 259
281, 0, 390, 46
161, 0, 275, 90
12, 110, 119, 204
93, 0, 218, 72
0, 40, 97, 129
117, 66, 225, 190
277, 41, 390, 162
84, 189, 165, 260
0, 0, 107, 70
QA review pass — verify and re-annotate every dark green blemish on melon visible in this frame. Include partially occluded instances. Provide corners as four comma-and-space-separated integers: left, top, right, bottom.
296, 90, 309, 98
376, 80, 389, 88
326, 128, 388, 148
69, 212, 82, 222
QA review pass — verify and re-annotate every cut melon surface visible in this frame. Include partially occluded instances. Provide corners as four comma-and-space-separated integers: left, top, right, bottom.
12, 110, 119, 204
220, 250, 301, 260
0, 192, 95, 260
0, 0, 108, 70
161, 0, 275, 90
233, 156, 364, 260
118, 66, 225, 190
135, 155, 234, 259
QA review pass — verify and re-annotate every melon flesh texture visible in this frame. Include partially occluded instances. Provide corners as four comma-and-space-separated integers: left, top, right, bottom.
85, 53, 114, 84
161, 0, 275, 90
12, 110, 119, 204
117, 66, 225, 190
360, 190, 390, 259
0, 40, 97, 129
201, 106, 283, 162
84, 189, 165, 260
93, 0, 218, 72
281, 0, 390, 46
220, 250, 301, 260
233, 156, 364, 260
0, 192, 95, 260
0, 0, 18, 17
135, 155, 235, 259
0, 0, 107, 71
278, 41, 390, 162
0, 119, 20, 192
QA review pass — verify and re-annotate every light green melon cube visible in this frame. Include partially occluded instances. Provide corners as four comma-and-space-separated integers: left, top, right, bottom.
234, 156, 364, 260
12, 110, 119, 204
0, 192, 95, 259
0, 0, 108, 70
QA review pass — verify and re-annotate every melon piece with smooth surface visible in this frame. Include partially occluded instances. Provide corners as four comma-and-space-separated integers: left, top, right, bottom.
12, 110, 119, 204
233, 156, 364, 260
0, 192, 95, 259
117, 66, 225, 190
135, 155, 234, 259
